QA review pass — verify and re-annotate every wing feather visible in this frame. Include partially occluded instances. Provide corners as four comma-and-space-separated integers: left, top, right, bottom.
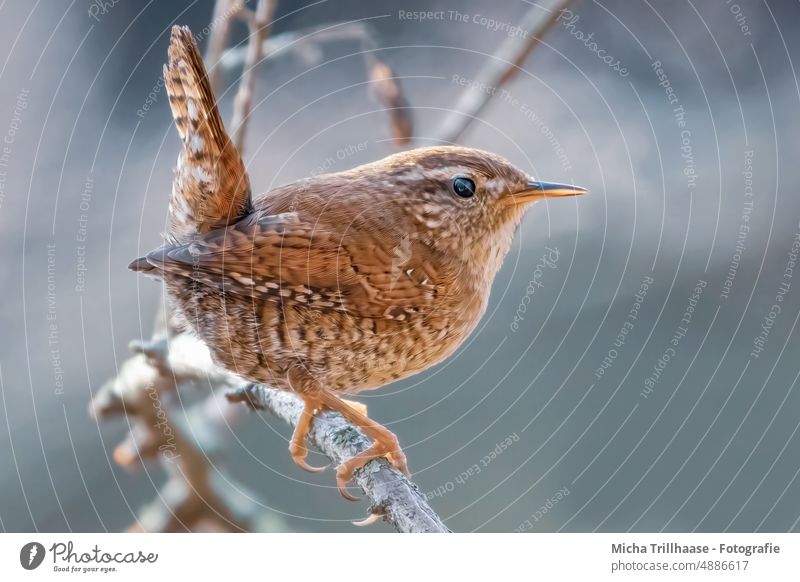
145, 212, 439, 320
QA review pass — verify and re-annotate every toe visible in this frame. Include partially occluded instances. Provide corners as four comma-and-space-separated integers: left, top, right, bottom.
293, 455, 328, 473
336, 465, 359, 501
384, 440, 410, 477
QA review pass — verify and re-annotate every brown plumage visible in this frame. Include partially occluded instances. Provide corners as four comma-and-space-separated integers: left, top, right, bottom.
132, 26, 588, 499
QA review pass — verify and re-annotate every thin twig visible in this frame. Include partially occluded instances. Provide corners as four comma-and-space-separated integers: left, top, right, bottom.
90, 336, 257, 532
203, 0, 241, 93
220, 20, 414, 147
231, 0, 277, 150
219, 21, 379, 68
434, 0, 574, 143
367, 57, 413, 146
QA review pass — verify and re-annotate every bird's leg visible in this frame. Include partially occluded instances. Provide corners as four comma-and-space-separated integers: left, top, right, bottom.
286, 366, 327, 472
286, 365, 409, 500
317, 391, 410, 500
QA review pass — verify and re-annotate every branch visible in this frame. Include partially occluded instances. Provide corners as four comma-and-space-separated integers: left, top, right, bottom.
90, 335, 263, 532
367, 57, 413, 147
231, 0, 277, 150
203, 0, 243, 93
434, 0, 574, 143
228, 384, 450, 532
220, 20, 413, 147
219, 21, 382, 68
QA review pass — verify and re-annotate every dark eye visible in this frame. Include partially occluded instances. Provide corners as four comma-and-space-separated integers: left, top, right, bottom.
452, 176, 476, 198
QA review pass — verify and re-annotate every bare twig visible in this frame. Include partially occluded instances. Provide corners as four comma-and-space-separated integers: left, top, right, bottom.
220, 20, 414, 147
90, 335, 259, 532
219, 21, 374, 70
203, 0, 242, 92
231, 0, 277, 150
220, 21, 377, 68
434, 0, 574, 143
367, 58, 413, 146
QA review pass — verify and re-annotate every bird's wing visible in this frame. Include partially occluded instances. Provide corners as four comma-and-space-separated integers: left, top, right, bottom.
163, 25, 250, 242
144, 212, 440, 320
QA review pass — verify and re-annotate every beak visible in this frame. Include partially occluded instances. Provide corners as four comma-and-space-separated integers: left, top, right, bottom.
506, 180, 589, 205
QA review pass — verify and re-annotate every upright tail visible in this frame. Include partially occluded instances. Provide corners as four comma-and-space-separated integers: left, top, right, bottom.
163, 25, 251, 243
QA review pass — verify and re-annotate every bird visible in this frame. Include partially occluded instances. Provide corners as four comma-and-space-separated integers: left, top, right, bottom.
131, 26, 587, 500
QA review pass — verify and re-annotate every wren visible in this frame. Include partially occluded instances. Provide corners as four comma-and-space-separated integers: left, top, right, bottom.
131, 26, 587, 499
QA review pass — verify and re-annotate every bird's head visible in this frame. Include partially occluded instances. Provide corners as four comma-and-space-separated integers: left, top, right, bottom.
358, 146, 587, 277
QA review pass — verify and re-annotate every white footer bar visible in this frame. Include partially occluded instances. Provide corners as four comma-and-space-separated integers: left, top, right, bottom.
0, 533, 796, 580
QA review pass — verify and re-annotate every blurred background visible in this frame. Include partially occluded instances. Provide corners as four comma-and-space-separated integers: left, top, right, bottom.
1, 0, 799, 532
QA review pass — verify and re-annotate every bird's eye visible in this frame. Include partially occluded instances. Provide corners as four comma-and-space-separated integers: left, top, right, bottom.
452, 176, 476, 198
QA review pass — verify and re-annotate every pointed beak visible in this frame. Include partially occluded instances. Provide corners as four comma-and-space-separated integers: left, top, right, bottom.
506, 180, 589, 205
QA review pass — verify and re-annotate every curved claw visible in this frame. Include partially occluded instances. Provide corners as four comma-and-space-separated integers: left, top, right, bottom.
336, 467, 360, 501
287, 390, 327, 473
352, 512, 381, 527
293, 455, 329, 473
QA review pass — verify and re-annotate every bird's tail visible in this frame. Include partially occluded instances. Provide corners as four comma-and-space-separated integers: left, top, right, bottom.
163, 25, 251, 243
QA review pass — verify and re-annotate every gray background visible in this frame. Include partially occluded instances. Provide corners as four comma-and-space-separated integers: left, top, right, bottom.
0, 0, 799, 532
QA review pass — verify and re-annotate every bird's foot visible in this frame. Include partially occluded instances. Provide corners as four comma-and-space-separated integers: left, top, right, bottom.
333, 422, 410, 500
286, 366, 411, 501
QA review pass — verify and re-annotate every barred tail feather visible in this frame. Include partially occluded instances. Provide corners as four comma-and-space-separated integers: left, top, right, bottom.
163, 25, 251, 243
